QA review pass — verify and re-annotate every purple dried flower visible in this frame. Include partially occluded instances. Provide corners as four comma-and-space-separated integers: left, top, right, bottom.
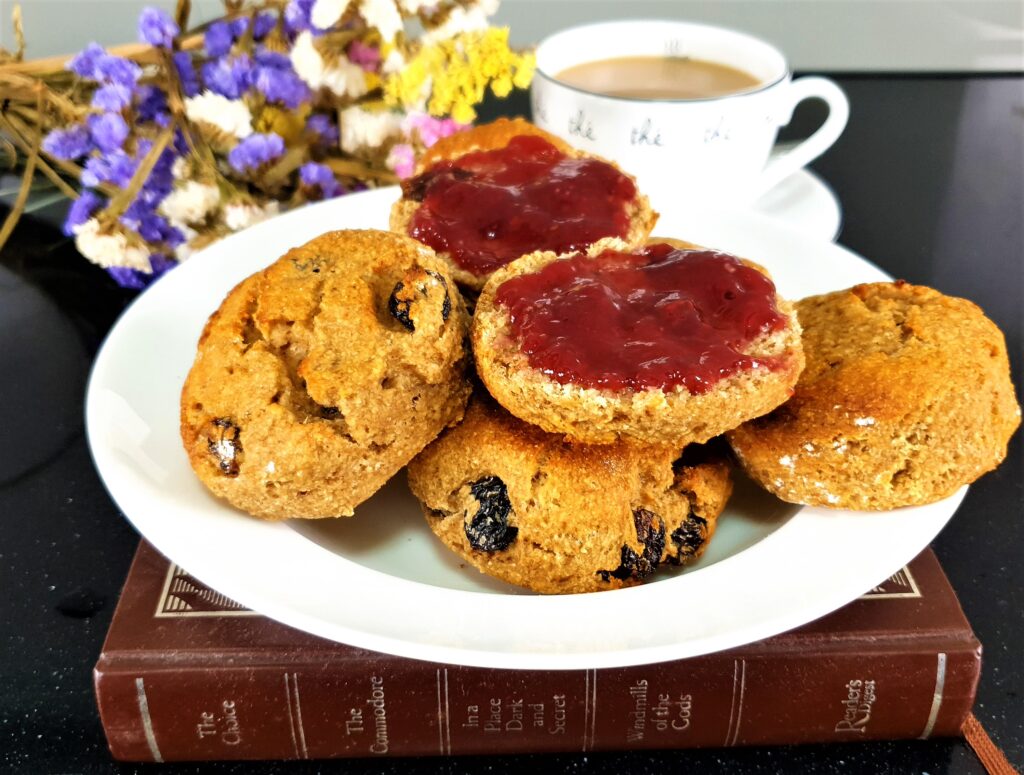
42, 125, 92, 160
107, 266, 150, 289
255, 49, 291, 69
230, 18, 250, 38
108, 252, 177, 288
173, 129, 190, 156
136, 85, 170, 125
299, 161, 343, 199
91, 83, 134, 111
284, 0, 315, 35
133, 212, 185, 246
253, 12, 277, 39
95, 54, 142, 87
201, 54, 253, 100
138, 7, 179, 48
253, 63, 310, 109
82, 150, 137, 188
306, 113, 338, 147
63, 190, 105, 236
67, 42, 106, 79
228, 132, 285, 172
87, 112, 130, 153
204, 20, 234, 58
172, 51, 200, 97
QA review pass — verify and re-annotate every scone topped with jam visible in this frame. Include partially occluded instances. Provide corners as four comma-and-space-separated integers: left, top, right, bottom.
472, 240, 805, 446
180, 229, 471, 520
390, 118, 657, 291
728, 281, 1021, 509
407, 393, 733, 594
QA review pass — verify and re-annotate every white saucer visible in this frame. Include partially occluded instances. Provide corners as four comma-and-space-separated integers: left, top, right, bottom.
752, 169, 842, 242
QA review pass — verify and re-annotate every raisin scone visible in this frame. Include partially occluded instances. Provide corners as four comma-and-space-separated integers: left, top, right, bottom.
472, 240, 805, 446
181, 229, 471, 520
390, 117, 657, 292
728, 282, 1021, 509
406, 393, 733, 594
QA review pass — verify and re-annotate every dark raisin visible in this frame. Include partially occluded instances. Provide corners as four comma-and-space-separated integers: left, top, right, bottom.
388, 280, 416, 330
207, 418, 242, 476
388, 268, 451, 331
670, 515, 708, 560
465, 476, 518, 552
318, 405, 340, 419
426, 269, 452, 322
597, 508, 665, 582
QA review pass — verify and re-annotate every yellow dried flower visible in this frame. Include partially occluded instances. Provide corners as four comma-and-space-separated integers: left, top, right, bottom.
255, 104, 311, 146
383, 27, 535, 123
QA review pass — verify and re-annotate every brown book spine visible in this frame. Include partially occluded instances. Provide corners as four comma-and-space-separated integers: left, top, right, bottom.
95, 642, 980, 761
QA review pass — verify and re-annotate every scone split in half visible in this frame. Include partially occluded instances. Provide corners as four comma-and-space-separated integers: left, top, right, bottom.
473, 241, 805, 446
390, 118, 657, 291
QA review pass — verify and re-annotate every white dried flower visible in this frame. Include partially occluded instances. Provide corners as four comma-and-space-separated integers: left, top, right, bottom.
339, 106, 402, 153
381, 47, 407, 75
158, 181, 220, 225
171, 157, 188, 179
291, 32, 368, 98
311, 0, 350, 29
73, 219, 151, 272
223, 201, 280, 231
360, 0, 403, 43
172, 224, 199, 262
398, 0, 429, 11
184, 92, 254, 139
422, 0, 498, 44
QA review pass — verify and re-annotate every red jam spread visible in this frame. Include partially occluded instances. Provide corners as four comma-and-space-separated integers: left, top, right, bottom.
493, 244, 790, 394
403, 135, 637, 276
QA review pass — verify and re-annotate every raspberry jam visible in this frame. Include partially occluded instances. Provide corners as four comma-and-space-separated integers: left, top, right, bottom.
403, 135, 637, 276
493, 244, 790, 394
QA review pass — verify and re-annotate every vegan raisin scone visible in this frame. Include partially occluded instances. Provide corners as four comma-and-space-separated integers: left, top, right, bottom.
390, 117, 657, 292
728, 282, 1021, 509
472, 240, 805, 446
406, 393, 733, 594
180, 229, 471, 520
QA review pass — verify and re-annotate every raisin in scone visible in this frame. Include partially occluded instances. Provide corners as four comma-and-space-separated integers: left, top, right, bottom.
406, 393, 733, 594
181, 229, 471, 520
472, 241, 805, 446
728, 282, 1021, 509
390, 117, 657, 292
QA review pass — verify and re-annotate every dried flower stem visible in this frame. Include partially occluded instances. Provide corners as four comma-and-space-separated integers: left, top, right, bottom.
0, 113, 84, 198
101, 123, 176, 222
0, 87, 42, 253
324, 157, 399, 184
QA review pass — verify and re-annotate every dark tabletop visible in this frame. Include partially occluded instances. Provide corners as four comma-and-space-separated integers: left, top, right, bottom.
1, 75, 1021, 775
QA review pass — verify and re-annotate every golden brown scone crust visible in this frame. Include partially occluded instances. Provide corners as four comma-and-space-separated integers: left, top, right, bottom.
181, 229, 471, 520
406, 393, 733, 594
728, 282, 1021, 509
471, 244, 805, 446
389, 118, 657, 291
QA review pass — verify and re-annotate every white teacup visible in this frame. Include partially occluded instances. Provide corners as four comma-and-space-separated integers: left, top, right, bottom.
531, 20, 850, 210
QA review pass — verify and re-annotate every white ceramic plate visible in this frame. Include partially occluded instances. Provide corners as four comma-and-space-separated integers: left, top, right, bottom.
85, 187, 964, 670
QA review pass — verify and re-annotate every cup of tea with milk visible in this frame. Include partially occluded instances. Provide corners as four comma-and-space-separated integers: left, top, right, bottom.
531, 21, 849, 210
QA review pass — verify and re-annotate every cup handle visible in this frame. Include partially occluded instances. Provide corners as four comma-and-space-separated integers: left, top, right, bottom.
752, 76, 850, 198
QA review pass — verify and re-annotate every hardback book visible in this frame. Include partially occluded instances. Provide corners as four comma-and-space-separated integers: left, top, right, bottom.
95, 541, 981, 762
